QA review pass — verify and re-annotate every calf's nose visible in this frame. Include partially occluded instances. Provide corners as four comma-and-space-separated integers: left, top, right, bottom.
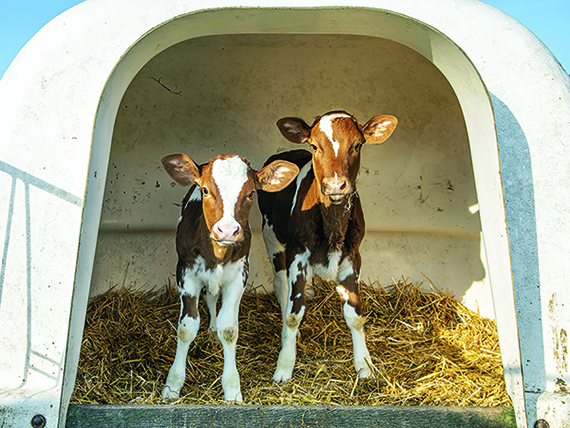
321, 178, 349, 195
212, 222, 242, 243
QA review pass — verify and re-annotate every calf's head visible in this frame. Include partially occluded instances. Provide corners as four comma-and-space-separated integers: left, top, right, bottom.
162, 153, 299, 244
277, 111, 397, 205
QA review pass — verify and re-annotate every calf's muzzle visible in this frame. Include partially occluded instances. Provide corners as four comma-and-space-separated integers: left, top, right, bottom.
211, 221, 243, 244
321, 176, 352, 204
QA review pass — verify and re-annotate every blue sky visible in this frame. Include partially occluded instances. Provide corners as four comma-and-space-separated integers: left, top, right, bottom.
0, 0, 568, 80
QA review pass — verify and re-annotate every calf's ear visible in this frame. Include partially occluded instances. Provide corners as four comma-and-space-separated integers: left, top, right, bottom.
161, 153, 200, 186
257, 160, 300, 192
277, 117, 312, 144
362, 115, 398, 144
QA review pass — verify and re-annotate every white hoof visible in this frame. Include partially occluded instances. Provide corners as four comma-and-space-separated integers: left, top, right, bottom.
357, 366, 372, 378
356, 357, 375, 378
161, 386, 180, 401
273, 366, 293, 383
224, 389, 243, 402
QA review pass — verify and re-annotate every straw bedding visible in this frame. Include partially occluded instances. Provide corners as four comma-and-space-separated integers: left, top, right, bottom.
71, 277, 511, 407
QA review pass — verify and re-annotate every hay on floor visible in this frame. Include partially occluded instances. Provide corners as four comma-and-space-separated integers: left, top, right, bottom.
71, 278, 511, 407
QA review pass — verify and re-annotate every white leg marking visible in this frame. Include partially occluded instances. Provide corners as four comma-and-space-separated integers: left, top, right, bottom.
262, 218, 285, 257
163, 266, 203, 399
274, 250, 311, 382
162, 314, 200, 399
262, 220, 288, 313
216, 259, 247, 401
338, 256, 355, 282
274, 269, 288, 316
205, 291, 218, 332
207, 264, 225, 296
274, 305, 305, 382
313, 250, 342, 281
343, 303, 373, 378
163, 259, 217, 400
336, 285, 350, 301
287, 249, 311, 286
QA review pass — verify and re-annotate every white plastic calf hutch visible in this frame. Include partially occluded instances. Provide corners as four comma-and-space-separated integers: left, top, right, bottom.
1, 0, 569, 427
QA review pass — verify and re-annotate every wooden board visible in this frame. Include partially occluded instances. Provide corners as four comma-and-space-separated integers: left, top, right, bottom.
66, 404, 516, 428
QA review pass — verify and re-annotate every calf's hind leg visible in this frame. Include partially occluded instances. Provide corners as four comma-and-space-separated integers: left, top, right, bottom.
262, 221, 288, 316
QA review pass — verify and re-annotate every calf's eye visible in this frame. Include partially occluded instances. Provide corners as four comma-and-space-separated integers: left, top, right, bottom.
202, 187, 209, 195
354, 143, 362, 151
248, 190, 255, 198
310, 144, 318, 151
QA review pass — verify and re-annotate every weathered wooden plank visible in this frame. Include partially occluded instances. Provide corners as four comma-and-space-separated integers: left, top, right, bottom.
66, 404, 516, 428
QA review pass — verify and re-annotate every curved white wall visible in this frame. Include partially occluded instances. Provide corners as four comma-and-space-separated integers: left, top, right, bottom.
1, 1, 569, 427
91, 33, 489, 318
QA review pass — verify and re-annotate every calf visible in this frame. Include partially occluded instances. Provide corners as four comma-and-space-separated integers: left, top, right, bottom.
161, 152, 298, 401
258, 111, 397, 382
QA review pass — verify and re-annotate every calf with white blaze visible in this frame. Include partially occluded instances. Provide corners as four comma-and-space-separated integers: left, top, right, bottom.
161, 153, 299, 401
258, 111, 398, 382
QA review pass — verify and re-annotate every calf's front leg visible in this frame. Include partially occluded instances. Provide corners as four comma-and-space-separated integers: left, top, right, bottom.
273, 248, 310, 382
205, 290, 219, 332
337, 255, 373, 378
215, 261, 247, 402
162, 275, 201, 400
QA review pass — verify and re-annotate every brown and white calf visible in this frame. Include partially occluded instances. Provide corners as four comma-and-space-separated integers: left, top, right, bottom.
258, 111, 397, 382
161, 153, 298, 401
